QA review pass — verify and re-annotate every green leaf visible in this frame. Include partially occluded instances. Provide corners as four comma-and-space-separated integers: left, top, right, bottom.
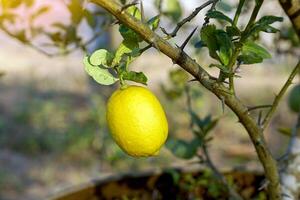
83, 55, 118, 85
165, 0, 182, 21
237, 53, 263, 64
216, 30, 233, 65
242, 41, 271, 59
226, 26, 241, 37
256, 16, 283, 26
147, 15, 160, 30
261, 25, 279, 33
119, 6, 142, 42
201, 25, 219, 60
238, 41, 271, 65
166, 137, 201, 159
89, 49, 114, 67
122, 71, 148, 85
206, 10, 233, 24
113, 39, 139, 66
244, 15, 283, 38
209, 64, 230, 74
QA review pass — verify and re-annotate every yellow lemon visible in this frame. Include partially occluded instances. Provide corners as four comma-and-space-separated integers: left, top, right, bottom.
106, 85, 168, 157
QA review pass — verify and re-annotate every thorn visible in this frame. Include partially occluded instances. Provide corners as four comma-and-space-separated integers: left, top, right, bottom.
221, 97, 225, 114
258, 179, 269, 191
257, 110, 262, 126
188, 78, 198, 82
111, 20, 120, 25
180, 27, 197, 50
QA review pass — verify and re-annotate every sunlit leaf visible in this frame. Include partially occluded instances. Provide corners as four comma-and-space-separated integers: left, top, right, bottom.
147, 15, 160, 30
113, 39, 139, 66
242, 41, 271, 59
89, 49, 114, 67
83, 55, 118, 85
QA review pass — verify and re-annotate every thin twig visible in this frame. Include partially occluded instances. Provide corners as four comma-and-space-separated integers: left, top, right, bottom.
262, 61, 300, 130
247, 104, 272, 112
161, 0, 215, 37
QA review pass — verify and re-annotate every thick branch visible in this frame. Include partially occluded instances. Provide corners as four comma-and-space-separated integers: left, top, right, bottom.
278, 0, 300, 37
262, 61, 300, 130
91, 0, 282, 199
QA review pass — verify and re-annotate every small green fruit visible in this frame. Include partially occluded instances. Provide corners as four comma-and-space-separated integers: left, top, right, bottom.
288, 84, 300, 113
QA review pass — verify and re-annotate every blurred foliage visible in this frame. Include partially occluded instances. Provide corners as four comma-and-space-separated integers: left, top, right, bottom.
0, 0, 113, 56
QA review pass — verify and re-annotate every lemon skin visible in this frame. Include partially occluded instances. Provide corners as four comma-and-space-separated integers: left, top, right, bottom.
106, 85, 168, 157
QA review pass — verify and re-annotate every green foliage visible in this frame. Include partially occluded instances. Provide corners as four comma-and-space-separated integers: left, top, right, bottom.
238, 41, 271, 64
206, 10, 233, 25
243, 16, 283, 39
147, 15, 160, 30
200, 25, 233, 66
83, 55, 118, 85
119, 6, 142, 42
122, 71, 148, 85
89, 49, 114, 67
166, 137, 202, 159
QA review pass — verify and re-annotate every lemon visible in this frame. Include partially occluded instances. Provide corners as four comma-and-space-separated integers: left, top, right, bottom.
106, 85, 168, 157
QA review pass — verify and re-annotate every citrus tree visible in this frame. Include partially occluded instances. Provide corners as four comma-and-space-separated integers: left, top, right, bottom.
1, 0, 300, 199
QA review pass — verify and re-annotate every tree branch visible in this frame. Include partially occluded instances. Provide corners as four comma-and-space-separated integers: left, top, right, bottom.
278, 0, 300, 37
262, 61, 300, 130
90, 0, 282, 199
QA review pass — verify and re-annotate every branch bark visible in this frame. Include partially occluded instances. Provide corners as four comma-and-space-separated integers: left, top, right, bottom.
278, 0, 300, 37
90, 0, 282, 199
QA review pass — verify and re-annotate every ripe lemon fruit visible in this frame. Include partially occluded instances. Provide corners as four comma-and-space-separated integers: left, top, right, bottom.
106, 85, 168, 157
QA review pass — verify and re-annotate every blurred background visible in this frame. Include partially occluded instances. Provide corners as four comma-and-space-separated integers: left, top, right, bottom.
0, 0, 299, 199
